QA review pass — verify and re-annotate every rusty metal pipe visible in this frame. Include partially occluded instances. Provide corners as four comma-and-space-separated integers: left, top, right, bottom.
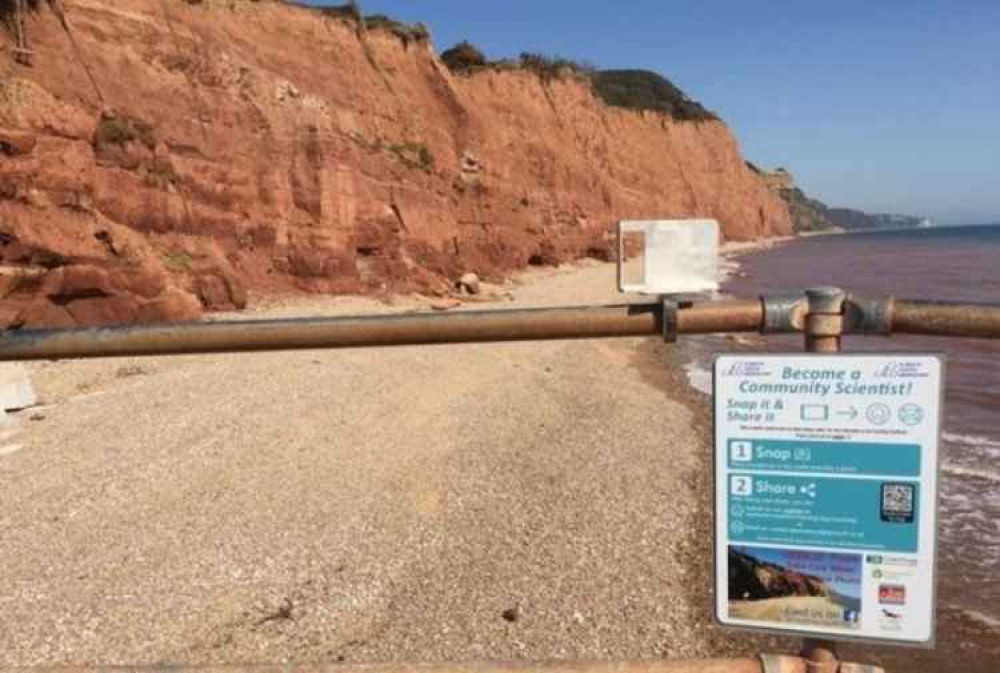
304, 662, 773, 673
678, 298, 763, 334
0, 300, 764, 362
3, 294, 1000, 363
22, 659, 796, 673
891, 299, 1000, 338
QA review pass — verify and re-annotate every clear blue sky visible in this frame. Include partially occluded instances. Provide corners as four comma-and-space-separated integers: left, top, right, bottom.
304, 1, 999, 225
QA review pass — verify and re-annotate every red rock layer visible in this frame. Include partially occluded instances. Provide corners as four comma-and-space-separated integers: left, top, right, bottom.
0, 0, 791, 326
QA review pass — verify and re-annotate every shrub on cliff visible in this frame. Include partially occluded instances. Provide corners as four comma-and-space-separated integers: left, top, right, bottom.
316, 1, 361, 22
363, 13, 429, 44
93, 114, 155, 152
1, 0, 39, 26
441, 41, 487, 73
1, 0, 40, 14
518, 52, 594, 82
591, 69, 718, 122
306, 3, 428, 45
388, 141, 434, 172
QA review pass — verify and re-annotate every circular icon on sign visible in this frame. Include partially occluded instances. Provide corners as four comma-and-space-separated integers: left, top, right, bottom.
731, 504, 744, 518
898, 403, 924, 426
731, 520, 746, 534
866, 403, 892, 426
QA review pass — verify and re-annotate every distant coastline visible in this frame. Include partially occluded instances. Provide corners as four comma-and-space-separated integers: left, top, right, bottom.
749, 164, 932, 234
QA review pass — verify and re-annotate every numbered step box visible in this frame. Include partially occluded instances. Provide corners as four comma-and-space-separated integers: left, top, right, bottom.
730, 440, 753, 462
730, 475, 753, 497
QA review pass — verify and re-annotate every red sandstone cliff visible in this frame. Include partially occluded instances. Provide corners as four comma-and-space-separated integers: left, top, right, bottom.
0, 0, 792, 327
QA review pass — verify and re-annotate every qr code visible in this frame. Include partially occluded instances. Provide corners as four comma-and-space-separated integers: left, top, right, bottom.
881, 483, 915, 523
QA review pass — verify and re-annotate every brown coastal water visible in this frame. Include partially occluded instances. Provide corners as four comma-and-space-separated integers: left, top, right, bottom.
682, 224, 1000, 671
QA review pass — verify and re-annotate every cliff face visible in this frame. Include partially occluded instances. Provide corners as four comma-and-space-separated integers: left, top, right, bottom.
775, 187, 839, 233
0, 0, 791, 327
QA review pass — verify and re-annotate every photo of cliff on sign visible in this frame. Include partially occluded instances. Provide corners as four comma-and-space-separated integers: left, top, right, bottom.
728, 546, 862, 629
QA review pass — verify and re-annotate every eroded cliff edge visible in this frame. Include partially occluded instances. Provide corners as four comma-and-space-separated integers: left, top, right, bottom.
0, 0, 791, 326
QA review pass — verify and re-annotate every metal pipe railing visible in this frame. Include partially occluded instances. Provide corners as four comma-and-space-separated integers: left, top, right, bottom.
1, 658, 808, 673
0, 296, 999, 362
0, 300, 763, 361
892, 299, 1000, 338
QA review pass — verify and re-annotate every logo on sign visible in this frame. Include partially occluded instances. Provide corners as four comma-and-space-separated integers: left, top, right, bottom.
879, 584, 907, 605
724, 361, 770, 377
875, 361, 929, 378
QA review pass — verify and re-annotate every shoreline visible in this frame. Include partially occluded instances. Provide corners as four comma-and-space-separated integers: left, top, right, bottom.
720, 233, 798, 256
685, 227, 1000, 673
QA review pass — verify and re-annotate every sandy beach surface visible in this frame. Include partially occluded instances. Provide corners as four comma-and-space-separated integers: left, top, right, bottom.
0, 260, 763, 666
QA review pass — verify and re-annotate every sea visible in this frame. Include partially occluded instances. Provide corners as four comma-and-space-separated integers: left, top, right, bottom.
681, 224, 1000, 671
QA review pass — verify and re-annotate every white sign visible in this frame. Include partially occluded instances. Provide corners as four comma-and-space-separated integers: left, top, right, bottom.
617, 219, 718, 295
714, 353, 942, 645
0, 363, 36, 411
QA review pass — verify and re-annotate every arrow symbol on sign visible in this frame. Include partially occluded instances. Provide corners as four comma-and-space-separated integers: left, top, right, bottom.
838, 406, 858, 420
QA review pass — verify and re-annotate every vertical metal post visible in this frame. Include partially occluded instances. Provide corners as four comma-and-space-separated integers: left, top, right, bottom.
805, 287, 845, 354
802, 286, 846, 671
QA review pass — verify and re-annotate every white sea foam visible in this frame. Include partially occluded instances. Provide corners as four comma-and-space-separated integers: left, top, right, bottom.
942, 463, 1000, 484
943, 431, 1000, 450
961, 609, 1000, 630
939, 490, 1000, 518
717, 256, 743, 285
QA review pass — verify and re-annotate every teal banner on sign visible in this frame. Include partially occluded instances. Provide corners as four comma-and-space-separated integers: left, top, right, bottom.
726, 439, 921, 476
727, 473, 919, 552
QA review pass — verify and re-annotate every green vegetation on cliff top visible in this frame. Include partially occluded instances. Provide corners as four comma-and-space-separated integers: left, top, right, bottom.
307, 4, 716, 123
308, 2, 429, 44
440, 42, 717, 122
